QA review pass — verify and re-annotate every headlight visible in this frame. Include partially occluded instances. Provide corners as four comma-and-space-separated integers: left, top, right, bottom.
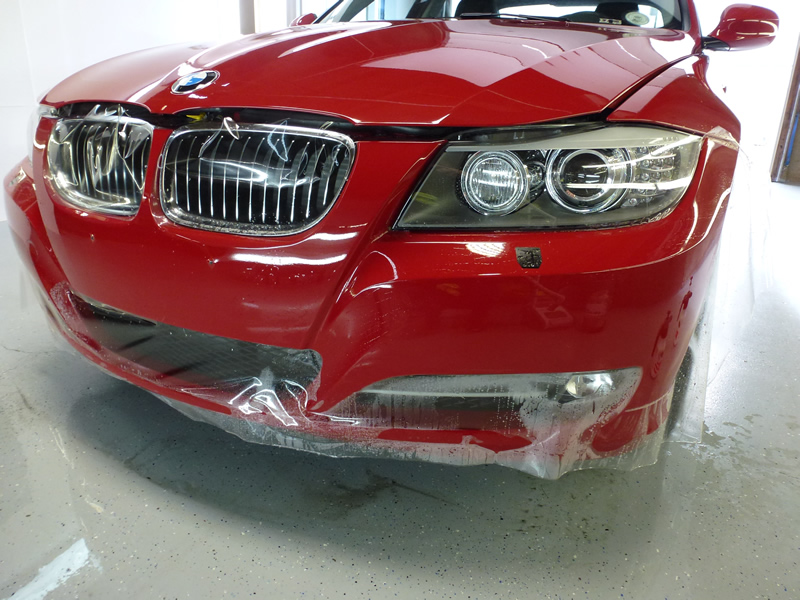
395, 125, 703, 230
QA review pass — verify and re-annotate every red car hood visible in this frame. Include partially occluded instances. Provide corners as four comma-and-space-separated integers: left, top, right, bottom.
45, 20, 697, 127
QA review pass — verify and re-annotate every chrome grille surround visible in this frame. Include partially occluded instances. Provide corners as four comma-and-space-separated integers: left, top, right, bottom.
160, 123, 356, 236
47, 109, 153, 216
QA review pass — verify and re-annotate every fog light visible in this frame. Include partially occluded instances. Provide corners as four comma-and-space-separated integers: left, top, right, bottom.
564, 372, 614, 400
321, 368, 641, 430
460, 151, 529, 215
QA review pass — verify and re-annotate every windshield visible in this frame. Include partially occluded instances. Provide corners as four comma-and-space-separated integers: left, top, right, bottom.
320, 0, 684, 29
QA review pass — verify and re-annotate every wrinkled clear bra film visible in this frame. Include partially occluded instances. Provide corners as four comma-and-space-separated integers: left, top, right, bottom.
38, 283, 712, 480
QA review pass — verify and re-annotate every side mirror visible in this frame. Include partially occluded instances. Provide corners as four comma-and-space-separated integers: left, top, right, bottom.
290, 13, 317, 27
703, 4, 779, 51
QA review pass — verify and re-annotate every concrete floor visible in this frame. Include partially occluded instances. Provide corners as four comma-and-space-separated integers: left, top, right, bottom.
1, 183, 798, 600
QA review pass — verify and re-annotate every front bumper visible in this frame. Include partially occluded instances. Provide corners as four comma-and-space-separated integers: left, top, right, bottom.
4, 126, 735, 477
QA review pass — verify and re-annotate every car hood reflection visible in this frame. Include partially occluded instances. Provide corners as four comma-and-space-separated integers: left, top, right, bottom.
45, 20, 695, 127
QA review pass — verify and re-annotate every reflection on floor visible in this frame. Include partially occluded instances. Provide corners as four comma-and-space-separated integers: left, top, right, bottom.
1, 183, 798, 600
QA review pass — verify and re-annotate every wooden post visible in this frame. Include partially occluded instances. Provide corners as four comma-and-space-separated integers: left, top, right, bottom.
772, 34, 800, 182
240, 0, 256, 34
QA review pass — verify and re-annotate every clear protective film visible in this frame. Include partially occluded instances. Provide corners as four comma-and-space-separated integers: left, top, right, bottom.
22, 125, 756, 480
704, 132, 773, 382
33, 278, 677, 480
46, 105, 153, 216
665, 128, 770, 445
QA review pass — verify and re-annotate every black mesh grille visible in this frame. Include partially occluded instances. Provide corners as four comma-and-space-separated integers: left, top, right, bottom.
161, 124, 355, 235
71, 294, 321, 390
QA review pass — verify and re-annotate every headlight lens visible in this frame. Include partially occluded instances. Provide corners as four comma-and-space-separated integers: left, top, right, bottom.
396, 125, 703, 230
460, 151, 529, 215
545, 148, 631, 213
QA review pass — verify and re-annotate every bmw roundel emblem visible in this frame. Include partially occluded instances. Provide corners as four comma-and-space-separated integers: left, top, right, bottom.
171, 70, 219, 94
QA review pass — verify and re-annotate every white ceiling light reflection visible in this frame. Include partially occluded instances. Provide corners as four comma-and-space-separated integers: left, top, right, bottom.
278, 22, 392, 58
232, 252, 346, 266
310, 232, 358, 241
466, 242, 505, 258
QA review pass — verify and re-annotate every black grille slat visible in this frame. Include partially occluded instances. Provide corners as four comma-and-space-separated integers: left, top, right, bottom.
275, 138, 295, 225
320, 145, 340, 211
222, 137, 234, 221
161, 124, 355, 236
119, 127, 130, 201
305, 145, 325, 220
260, 138, 275, 224
248, 137, 266, 223
196, 135, 204, 216
76, 124, 89, 193
185, 137, 197, 214
294, 141, 311, 223
208, 136, 219, 218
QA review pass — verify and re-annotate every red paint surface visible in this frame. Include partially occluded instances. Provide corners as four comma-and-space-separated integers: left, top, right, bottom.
45, 20, 696, 127
708, 4, 779, 51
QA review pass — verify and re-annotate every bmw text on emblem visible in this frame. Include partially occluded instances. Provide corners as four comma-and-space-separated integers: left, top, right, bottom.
171, 70, 219, 94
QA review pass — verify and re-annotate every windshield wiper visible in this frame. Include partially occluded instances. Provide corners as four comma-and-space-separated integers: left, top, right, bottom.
457, 12, 565, 22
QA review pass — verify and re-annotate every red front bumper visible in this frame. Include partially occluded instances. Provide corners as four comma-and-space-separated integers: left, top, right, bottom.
4, 126, 736, 476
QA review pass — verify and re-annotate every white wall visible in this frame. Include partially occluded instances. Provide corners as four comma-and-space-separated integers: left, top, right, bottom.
301, 0, 338, 17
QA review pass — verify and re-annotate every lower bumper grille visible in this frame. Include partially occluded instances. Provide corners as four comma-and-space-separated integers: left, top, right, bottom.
70, 293, 321, 390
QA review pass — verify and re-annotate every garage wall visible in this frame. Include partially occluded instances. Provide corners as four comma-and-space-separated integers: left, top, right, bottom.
2, 1, 797, 222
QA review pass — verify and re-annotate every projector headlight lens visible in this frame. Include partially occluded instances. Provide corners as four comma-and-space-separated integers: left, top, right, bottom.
545, 148, 631, 214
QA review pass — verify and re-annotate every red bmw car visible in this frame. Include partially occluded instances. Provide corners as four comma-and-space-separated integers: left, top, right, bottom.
4, 0, 778, 478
